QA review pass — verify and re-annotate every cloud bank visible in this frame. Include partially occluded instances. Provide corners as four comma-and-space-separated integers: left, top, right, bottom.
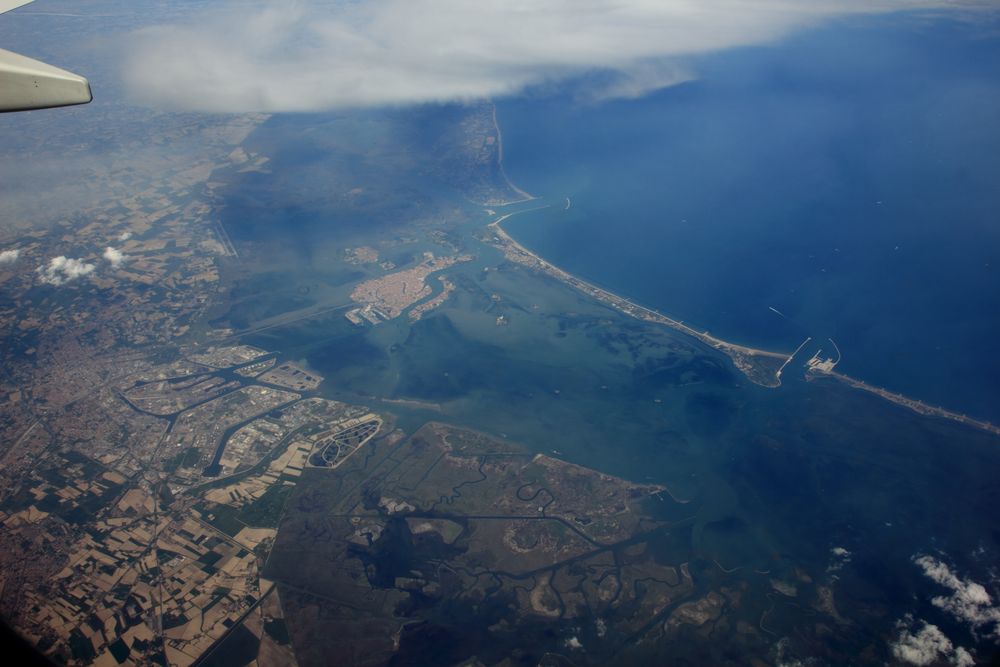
37, 256, 95, 286
123, 0, 967, 113
0, 249, 19, 265
892, 617, 974, 666
914, 555, 1000, 639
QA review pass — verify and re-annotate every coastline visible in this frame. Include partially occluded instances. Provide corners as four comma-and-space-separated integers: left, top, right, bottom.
491, 104, 537, 204
488, 211, 1000, 437
487, 211, 790, 388
808, 369, 1000, 437
486, 107, 1000, 437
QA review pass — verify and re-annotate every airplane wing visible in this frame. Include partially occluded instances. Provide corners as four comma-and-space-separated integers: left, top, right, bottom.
0, 1, 35, 12
0, 0, 92, 112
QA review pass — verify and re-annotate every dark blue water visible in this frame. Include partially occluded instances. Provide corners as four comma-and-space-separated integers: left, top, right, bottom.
499, 12, 1000, 423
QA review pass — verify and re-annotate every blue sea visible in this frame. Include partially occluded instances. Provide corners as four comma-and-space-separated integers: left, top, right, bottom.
499, 12, 1000, 423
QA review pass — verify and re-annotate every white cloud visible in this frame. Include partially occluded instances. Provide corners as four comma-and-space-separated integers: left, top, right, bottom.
0, 249, 20, 265
103, 246, 127, 269
828, 546, 853, 574
915, 555, 1000, 638
37, 256, 95, 286
118, 231, 132, 242
954, 647, 976, 667
891, 617, 974, 666
122, 0, 972, 113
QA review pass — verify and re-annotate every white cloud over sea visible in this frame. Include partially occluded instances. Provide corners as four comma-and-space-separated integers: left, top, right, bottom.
0, 249, 20, 265
37, 256, 95, 286
914, 554, 1000, 639
892, 617, 974, 666
123, 0, 979, 113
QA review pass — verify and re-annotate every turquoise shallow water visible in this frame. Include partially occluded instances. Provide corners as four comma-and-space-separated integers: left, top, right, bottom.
498, 12, 1000, 423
